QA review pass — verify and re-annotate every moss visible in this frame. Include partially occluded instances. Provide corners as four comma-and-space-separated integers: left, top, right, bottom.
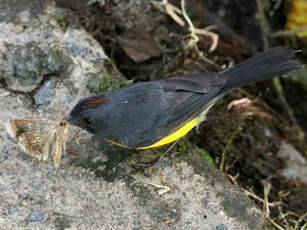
195, 147, 216, 167
12, 42, 45, 82
87, 59, 132, 92
176, 139, 191, 153
44, 49, 72, 75
52, 10, 76, 31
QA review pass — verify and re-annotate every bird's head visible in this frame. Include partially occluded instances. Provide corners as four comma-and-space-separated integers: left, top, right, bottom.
64, 95, 108, 133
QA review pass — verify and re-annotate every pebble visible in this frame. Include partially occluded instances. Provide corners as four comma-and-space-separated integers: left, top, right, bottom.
28, 211, 45, 222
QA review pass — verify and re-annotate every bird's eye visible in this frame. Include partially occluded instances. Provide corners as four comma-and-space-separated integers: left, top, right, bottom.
81, 104, 87, 110
83, 117, 94, 133
83, 117, 92, 125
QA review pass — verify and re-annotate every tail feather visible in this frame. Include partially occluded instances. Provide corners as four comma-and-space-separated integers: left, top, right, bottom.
222, 47, 303, 90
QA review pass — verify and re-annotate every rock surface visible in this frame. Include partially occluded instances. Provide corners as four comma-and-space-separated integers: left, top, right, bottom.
0, 1, 265, 229
277, 142, 307, 184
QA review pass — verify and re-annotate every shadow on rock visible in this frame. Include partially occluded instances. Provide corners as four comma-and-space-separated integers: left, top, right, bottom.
67, 135, 141, 182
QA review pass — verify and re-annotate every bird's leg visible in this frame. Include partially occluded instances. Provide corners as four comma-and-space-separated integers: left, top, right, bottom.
158, 138, 181, 162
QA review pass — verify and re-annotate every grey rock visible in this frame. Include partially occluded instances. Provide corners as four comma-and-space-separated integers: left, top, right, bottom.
34, 80, 56, 105
28, 211, 45, 222
2, 42, 72, 92
0, 0, 47, 23
277, 142, 307, 183
11, 43, 45, 92
7, 206, 31, 224
216, 224, 228, 230
63, 42, 91, 57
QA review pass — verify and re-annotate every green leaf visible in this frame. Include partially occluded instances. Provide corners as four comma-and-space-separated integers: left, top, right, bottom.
195, 147, 216, 167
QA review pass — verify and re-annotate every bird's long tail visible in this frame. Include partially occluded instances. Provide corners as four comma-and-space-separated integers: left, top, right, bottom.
222, 47, 303, 90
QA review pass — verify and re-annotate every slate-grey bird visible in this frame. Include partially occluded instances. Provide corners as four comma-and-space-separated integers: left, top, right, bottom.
65, 47, 302, 149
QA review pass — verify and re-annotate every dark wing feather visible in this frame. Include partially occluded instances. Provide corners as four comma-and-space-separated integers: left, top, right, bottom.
163, 74, 226, 93
162, 74, 226, 133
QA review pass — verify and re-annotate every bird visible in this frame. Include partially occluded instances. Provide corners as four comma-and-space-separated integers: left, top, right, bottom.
65, 47, 303, 150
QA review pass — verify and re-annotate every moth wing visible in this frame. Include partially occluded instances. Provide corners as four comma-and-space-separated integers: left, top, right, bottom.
18, 130, 55, 161
5, 118, 69, 168
50, 122, 68, 168
5, 118, 54, 140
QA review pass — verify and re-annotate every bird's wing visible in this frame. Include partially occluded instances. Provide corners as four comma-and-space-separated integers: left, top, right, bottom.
132, 74, 226, 148
163, 73, 226, 93
162, 74, 226, 133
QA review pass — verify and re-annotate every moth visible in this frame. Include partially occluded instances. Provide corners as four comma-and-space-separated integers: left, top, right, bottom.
5, 118, 68, 168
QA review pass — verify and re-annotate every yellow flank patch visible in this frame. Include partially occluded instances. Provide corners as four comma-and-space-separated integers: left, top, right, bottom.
137, 118, 197, 149
106, 138, 127, 148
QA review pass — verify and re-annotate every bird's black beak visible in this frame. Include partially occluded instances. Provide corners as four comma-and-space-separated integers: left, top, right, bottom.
63, 115, 71, 121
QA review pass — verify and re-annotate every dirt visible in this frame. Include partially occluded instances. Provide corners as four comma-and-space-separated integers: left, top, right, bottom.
54, 0, 307, 229
196, 90, 307, 219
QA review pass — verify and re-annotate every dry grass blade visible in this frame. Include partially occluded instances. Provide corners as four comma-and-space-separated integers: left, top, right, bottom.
267, 217, 286, 230
228, 98, 252, 110
141, 181, 172, 195
153, 0, 219, 53
243, 188, 279, 207
295, 213, 307, 230
162, 0, 185, 26
263, 180, 272, 218
219, 126, 243, 172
